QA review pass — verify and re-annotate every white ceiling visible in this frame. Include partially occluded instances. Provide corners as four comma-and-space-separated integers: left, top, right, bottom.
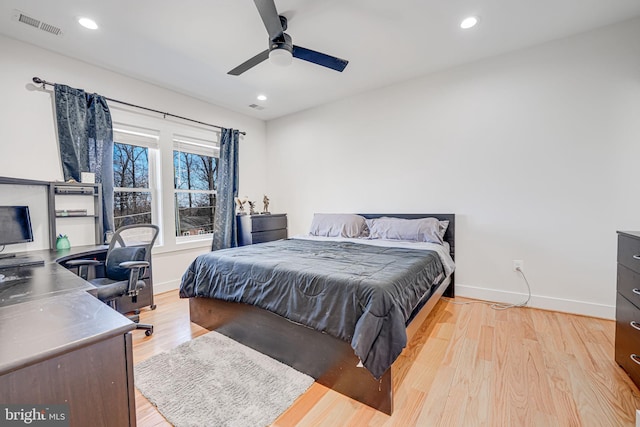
1, 0, 640, 120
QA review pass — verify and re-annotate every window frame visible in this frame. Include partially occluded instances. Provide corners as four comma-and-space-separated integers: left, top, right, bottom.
112, 125, 162, 243
172, 134, 219, 241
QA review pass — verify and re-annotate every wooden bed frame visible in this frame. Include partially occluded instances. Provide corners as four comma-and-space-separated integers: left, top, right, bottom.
188, 213, 455, 415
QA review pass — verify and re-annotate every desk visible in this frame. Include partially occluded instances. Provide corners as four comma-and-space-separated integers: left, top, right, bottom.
0, 247, 137, 426
0, 260, 96, 308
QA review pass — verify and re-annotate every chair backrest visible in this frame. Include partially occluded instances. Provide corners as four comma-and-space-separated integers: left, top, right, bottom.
105, 224, 159, 280
106, 247, 147, 280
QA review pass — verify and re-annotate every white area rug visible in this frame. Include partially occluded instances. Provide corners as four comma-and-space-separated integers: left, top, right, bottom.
135, 331, 314, 427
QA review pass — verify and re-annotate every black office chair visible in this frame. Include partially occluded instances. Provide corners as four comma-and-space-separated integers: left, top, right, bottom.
67, 224, 159, 336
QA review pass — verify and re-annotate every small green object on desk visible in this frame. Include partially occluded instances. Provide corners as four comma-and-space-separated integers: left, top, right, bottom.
56, 234, 70, 250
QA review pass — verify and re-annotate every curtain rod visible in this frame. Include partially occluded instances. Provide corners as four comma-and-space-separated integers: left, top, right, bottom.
32, 77, 246, 136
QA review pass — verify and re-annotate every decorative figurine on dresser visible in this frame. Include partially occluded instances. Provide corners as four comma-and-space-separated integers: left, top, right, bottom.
615, 231, 640, 388
235, 197, 247, 215
262, 195, 270, 214
248, 200, 257, 215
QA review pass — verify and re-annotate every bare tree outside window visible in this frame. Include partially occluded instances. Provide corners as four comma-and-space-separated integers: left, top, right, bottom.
174, 150, 217, 237
113, 142, 152, 228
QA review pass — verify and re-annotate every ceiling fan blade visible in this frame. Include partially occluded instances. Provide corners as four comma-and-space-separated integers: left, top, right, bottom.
253, 0, 284, 41
292, 46, 349, 72
227, 49, 270, 75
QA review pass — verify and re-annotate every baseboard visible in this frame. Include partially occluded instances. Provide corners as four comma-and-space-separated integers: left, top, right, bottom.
454, 284, 615, 320
153, 279, 180, 295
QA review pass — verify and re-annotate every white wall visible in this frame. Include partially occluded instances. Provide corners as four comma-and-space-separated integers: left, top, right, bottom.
266, 18, 640, 319
0, 34, 268, 292
2, 18, 639, 316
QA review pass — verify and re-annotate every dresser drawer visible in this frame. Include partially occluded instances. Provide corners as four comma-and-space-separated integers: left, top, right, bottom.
617, 264, 640, 309
618, 234, 640, 274
248, 215, 287, 232
250, 229, 287, 244
615, 293, 640, 385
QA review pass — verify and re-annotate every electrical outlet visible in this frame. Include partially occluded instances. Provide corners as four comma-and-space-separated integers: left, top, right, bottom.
513, 260, 524, 271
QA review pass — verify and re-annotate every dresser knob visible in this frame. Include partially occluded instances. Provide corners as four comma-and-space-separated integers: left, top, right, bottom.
631, 354, 640, 365
634, 255, 640, 260
631, 321, 640, 331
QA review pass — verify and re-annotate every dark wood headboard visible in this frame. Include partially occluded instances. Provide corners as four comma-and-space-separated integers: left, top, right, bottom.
358, 213, 455, 261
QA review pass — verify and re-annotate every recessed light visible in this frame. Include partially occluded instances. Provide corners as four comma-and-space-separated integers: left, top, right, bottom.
460, 16, 478, 30
257, 94, 267, 101
78, 17, 98, 30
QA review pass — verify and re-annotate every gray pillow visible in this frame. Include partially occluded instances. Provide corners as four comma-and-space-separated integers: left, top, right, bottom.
309, 214, 369, 238
366, 217, 448, 244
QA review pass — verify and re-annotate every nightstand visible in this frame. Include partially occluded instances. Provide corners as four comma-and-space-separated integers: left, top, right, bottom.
237, 214, 287, 246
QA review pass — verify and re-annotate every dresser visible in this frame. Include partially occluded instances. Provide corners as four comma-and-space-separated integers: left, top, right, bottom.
237, 214, 287, 246
615, 231, 640, 387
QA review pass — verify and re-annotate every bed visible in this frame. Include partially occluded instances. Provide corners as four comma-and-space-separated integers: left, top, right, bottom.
180, 213, 455, 415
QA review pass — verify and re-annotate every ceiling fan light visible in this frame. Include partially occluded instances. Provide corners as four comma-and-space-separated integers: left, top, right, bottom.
269, 48, 293, 67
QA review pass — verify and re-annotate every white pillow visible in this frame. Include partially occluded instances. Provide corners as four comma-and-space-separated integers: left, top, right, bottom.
309, 214, 369, 238
366, 217, 448, 244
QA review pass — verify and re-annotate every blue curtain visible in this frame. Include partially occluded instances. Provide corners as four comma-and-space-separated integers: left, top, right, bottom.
54, 84, 115, 233
211, 128, 239, 250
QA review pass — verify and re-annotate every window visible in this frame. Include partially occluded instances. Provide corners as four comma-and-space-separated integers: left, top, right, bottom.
113, 142, 150, 228
173, 136, 218, 237
113, 127, 159, 230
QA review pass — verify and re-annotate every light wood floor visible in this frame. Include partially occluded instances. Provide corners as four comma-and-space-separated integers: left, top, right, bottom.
132, 291, 640, 426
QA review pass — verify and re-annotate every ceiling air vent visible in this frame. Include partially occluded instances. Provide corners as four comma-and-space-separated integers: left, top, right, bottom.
17, 13, 39, 28
248, 104, 265, 110
13, 10, 63, 36
39, 22, 63, 36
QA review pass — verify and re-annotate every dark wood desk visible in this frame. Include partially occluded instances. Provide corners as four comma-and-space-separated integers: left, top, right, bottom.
0, 251, 99, 308
0, 247, 137, 426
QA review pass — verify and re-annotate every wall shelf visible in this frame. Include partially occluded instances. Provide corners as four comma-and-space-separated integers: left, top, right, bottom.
0, 177, 104, 250
48, 182, 103, 249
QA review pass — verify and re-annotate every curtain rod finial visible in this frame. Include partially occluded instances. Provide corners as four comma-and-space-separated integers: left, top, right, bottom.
32, 77, 43, 84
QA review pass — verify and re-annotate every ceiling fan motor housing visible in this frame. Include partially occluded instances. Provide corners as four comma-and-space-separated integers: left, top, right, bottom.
270, 33, 293, 54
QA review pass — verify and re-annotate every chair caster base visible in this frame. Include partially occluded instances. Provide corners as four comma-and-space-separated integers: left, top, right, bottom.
136, 323, 153, 336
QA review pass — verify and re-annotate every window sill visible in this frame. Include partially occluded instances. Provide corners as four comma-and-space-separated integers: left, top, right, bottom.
177, 236, 212, 244
152, 235, 212, 255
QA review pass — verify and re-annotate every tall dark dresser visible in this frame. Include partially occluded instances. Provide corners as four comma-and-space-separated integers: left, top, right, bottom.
237, 214, 287, 246
615, 231, 640, 387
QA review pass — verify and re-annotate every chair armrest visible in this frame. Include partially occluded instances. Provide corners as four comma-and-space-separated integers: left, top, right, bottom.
119, 261, 149, 269
65, 259, 104, 280
65, 259, 103, 267
119, 261, 150, 298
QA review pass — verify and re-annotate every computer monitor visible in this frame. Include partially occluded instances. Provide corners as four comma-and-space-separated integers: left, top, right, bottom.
0, 206, 34, 252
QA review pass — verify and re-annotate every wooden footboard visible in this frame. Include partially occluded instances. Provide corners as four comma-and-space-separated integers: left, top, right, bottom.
189, 276, 452, 415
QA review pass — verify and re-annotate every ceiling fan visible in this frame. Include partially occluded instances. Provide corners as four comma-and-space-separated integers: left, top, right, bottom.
228, 0, 349, 76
